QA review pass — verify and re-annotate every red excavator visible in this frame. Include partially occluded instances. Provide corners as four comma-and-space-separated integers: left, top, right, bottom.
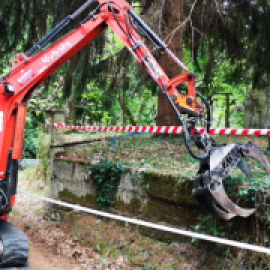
0, 0, 269, 266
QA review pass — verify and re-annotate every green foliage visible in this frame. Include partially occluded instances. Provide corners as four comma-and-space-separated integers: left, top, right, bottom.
192, 215, 226, 236
225, 174, 270, 227
90, 159, 124, 210
1, 0, 270, 129
0, 0, 253, 128
76, 62, 157, 126
131, 172, 147, 190
23, 116, 38, 159
77, 82, 114, 125
224, 174, 270, 202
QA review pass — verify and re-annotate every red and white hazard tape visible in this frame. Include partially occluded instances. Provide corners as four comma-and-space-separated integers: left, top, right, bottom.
52, 123, 270, 136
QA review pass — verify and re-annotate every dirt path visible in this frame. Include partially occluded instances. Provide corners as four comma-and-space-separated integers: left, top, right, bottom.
28, 240, 82, 270
8, 171, 140, 270
2, 240, 81, 270
8, 176, 90, 270
1, 241, 80, 270
10, 205, 87, 270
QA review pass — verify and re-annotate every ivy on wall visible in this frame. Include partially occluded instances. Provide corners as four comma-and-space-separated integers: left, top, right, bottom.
90, 159, 124, 210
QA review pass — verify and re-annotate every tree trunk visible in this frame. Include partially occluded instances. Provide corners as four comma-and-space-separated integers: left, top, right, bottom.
63, 55, 80, 124
245, 88, 270, 128
156, 0, 184, 126
245, 88, 270, 148
117, 97, 137, 126
225, 94, 230, 128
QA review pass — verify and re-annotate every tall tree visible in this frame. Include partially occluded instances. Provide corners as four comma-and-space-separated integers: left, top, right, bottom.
141, 0, 185, 126
158, 0, 185, 126
185, 0, 270, 128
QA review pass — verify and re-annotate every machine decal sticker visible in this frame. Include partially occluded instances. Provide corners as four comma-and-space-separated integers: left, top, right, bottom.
18, 69, 34, 85
42, 41, 72, 64
142, 56, 163, 80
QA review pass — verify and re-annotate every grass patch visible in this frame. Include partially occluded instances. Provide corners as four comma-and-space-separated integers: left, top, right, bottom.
18, 166, 48, 196
19, 166, 37, 182
10, 209, 20, 217
61, 134, 200, 176
59, 133, 269, 181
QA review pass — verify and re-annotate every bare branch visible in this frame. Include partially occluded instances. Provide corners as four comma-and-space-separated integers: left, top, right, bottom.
165, 0, 198, 45
213, 0, 223, 20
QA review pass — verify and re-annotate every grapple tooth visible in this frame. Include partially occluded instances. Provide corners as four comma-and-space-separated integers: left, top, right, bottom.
237, 159, 252, 178
242, 143, 270, 175
209, 177, 255, 217
195, 194, 236, 220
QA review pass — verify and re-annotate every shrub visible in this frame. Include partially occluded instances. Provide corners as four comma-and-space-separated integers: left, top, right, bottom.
90, 159, 124, 210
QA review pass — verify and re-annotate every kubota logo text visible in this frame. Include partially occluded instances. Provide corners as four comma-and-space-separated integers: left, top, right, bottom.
42, 41, 72, 63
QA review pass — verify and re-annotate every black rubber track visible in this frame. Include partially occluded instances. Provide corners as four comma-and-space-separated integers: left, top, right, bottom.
0, 266, 31, 270
0, 220, 29, 268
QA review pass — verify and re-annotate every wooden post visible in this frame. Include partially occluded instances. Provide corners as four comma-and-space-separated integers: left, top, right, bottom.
225, 93, 230, 128
211, 93, 232, 127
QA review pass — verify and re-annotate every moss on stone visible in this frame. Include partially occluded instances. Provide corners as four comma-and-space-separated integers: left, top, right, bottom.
139, 197, 202, 241
142, 197, 200, 226
114, 198, 126, 212
53, 161, 205, 239
127, 197, 142, 214
54, 157, 92, 165
144, 171, 196, 205
54, 150, 67, 158
115, 197, 142, 215
58, 189, 97, 209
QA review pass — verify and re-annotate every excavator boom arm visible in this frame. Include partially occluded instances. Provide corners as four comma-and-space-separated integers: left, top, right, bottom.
0, 0, 269, 224
0, 0, 203, 218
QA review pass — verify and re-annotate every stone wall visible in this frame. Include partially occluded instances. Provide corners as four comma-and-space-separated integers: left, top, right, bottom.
45, 108, 200, 227
50, 158, 201, 229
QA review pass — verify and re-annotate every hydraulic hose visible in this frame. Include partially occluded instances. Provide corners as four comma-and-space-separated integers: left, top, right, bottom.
196, 91, 211, 133
196, 91, 226, 148
163, 90, 210, 161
